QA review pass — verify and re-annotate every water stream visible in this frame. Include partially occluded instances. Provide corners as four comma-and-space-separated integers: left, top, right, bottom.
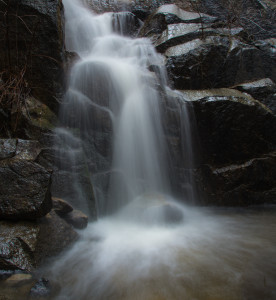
48, 0, 276, 299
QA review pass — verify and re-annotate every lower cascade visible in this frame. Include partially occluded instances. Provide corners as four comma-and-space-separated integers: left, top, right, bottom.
44, 1, 276, 299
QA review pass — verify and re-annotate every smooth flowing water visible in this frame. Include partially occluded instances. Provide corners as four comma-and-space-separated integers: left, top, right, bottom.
48, 0, 276, 299
58, 0, 170, 215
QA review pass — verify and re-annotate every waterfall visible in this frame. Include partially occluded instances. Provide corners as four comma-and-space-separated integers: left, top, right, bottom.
46, 2, 276, 300
57, 0, 173, 216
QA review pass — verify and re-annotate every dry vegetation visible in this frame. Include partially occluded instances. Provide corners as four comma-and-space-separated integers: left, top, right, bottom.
175, 0, 276, 40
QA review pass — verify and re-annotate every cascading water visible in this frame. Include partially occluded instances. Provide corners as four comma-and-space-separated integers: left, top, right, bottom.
47, 1, 276, 299
57, 0, 172, 217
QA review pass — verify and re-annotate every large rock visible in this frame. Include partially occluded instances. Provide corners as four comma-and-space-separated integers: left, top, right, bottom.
0, 221, 39, 271
11, 97, 58, 140
0, 0, 65, 113
34, 211, 78, 265
190, 91, 276, 165
0, 211, 78, 272
164, 89, 276, 205
165, 36, 276, 89
64, 210, 88, 229
0, 139, 52, 221
52, 197, 73, 216
201, 152, 276, 205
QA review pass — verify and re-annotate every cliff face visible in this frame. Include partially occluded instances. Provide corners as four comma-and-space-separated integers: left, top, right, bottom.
0, 0, 85, 280
138, 2, 276, 205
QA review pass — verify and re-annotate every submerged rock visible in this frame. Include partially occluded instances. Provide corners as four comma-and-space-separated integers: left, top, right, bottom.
123, 194, 184, 225
29, 278, 51, 298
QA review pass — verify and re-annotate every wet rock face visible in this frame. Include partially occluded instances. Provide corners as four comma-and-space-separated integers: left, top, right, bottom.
164, 88, 276, 205
139, 2, 276, 206
140, 4, 276, 90
165, 37, 276, 90
112, 12, 142, 37
235, 78, 276, 114
192, 95, 276, 165
201, 152, 276, 205
0, 0, 65, 113
0, 221, 40, 271
0, 139, 52, 221
34, 211, 78, 265
64, 210, 89, 229
0, 211, 78, 272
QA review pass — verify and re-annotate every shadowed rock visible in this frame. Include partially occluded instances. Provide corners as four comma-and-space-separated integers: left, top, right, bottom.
64, 210, 89, 229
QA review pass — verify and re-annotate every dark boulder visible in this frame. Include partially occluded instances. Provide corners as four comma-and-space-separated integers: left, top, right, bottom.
51, 169, 96, 219
165, 36, 276, 89
0, 221, 40, 271
64, 210, 89, 230
201, 152, 276, 206
191, 92, 276, 165
0, 160, 52, 221
0, 211, 78, 272
52, 197, 73, 217
0, 0, 65, 113
0, 138, 52, 221
164, 89, 276, 205
34, 211, 78, 265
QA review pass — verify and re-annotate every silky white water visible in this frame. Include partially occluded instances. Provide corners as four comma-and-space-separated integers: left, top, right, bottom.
59, 0, 170, 215
47, 1, 276, 300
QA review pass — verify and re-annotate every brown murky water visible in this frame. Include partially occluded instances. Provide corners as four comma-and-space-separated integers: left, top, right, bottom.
47, 206, 276, 300
1, 207, 275, 300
